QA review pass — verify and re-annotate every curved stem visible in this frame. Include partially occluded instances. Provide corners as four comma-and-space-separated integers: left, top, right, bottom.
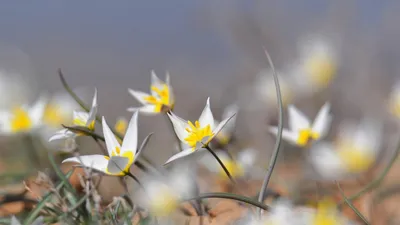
183, 192, 270, 211
257, 49, 283, 216
204, 145, 234, 182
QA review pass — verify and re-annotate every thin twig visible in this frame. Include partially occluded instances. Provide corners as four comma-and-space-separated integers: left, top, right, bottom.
257, 49, 283, 216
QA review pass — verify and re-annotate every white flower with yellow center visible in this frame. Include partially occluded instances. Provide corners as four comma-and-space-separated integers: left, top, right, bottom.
243, 200, 298, 225
48, 90, 97, 142
291, 37, 338, 93
309, 118, 382, 179
388, 81, 400, 119
42, 92, 78, 129
213, 104, 238, 147
269, 103, 332, 147
164, 98, 235, 164
62, 111, 142, 176
0, 96, 47, 134
128, 71, 174, 114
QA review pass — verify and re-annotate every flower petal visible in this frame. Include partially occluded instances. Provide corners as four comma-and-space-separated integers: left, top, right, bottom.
86, 89, 98, 126
48, 128, 74, 142
62, 155, 109, 173
107, 156, 130, 175
210, 113, 235, 140
11, 216, 21, 225
29, 95, 48, 125
0, 111, 12, 133
164, 148, 194, 165
167, 111, 189, 142
309, 142, 346, 180
311, 102, 332, 138
128, 88, 151, 105
73, 111, 89, 124
288, 104, 311, 131
268, 127, 299, 146
221, 103, 238, 134
199, 97, 215, 129
238, 148, 257, 169
354, 118, 382, 154
102, 116, 121, 156
150, 70, 165, 95
121, 111, 139, 154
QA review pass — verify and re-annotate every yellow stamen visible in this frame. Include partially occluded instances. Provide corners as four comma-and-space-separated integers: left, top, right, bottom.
336, 140, 375, 173
312, 198, 339, 225
216, 132, 231, 146
142, 84, 172, 113
297, 129, 320, 147
149, 185, 179, 216
73, 118, 95, 131
305, 55, 336, 88
184, 120, 214, 150
10, 107, 33, 132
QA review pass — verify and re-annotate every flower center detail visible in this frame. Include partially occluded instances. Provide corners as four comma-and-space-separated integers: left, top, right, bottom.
297, 129, 320, 147
143, 84, 171, 112
73, 117, 95, 130
336, 142, 374, 173
104, 146, 135, 175
184, 121, 214, 150
149, 186, 179, 216
10, 107, 32, 132
305, 55, 336, 88
43, 104, 68, 127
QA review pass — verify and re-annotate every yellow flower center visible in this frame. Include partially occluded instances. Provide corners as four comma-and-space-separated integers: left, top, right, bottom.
219, 159, 244, 179
336, 141, 375, 173
216, 131, 231, 146
104, 146, 135, 176
149, 185, 179, 216
143, 84, 172, 112
43, 104, 69, 127
73, 117, 95, 130
305, 55, 336, 88
10, 107, 33, 132
115, 119, 127, 135
313, 199, 339, 225
184, 121, 214, 150
297, 129, 320, 147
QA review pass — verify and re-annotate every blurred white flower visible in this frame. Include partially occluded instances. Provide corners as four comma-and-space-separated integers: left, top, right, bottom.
48, 89, 97, 143
291, 37, 338, 94
114, 117, 128, 136
213, 103, 238, 147
164, 98, 235, 164
309, 118, 382, 179
243, 199, 298, 225
388, 81, 400, 119
11, 215, 43, 225
0, 95, 47, 135
269, 103, 332, 147
128, 71, 174, 114
62, 111, 143, 176
254, 69, 294, 107
200, 148, 258, 179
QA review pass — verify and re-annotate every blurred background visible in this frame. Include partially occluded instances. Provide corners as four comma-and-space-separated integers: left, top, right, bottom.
0, 0, 400, 198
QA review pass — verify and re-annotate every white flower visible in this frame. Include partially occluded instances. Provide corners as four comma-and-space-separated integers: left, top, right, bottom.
213, 103, 238, 146
128, 71, 174, 114
164, 98, 235, 164
309, 118, 382, 179
243, 200, 299, 225
11, 215, 43, 225
62, 111, 143, 176
291, 37, 338, 93
48, 89, 97, 142
0, 95, 47, 134
269, 102, 332, 147
388, 80, 400, 119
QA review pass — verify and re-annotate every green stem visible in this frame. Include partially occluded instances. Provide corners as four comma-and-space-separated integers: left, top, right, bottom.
257, 49, 283, 216
183, 192, 270, 211
204, 145, 234, 182
336, 181, 370, 225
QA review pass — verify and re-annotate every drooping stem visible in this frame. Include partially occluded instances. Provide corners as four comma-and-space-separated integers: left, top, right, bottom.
257, 49, 283, 217
204, 145, 234, 182
183, 192, 270, 211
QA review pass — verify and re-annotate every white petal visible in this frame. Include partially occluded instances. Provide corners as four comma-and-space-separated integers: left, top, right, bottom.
221, 103, 238, 134
150, 70, 165, 95
48, 128, 74, 142
62, 155, 109, 173
86, 89, 98, 126
29, 95, 48, 125
11, 216, 21, 225
354, 118, 382, 154
167, 111, 189, 142
102, 117, 121, 156
309, 142, 346, 180
199, 97, 215, 129
73, 111, 89, 124
121, 111, 138, 154
164, 148, 194, 164
288, 105, 311, 131
210, 113, 236, 140
311, 102, 332, 138
128, 88, 151, 105
238, 148, 257, 169
268, 127, 299, 146
107, 156, 130, 174
0, 111, 11, 133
